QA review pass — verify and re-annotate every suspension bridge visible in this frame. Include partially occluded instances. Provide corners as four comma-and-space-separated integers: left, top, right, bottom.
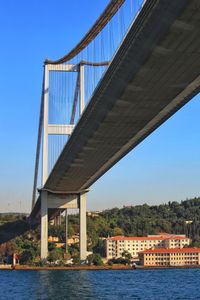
30, 0, 200, 261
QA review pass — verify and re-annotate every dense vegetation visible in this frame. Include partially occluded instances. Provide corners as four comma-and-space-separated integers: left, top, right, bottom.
72, 197, 200, 254
0, 197, 200, 264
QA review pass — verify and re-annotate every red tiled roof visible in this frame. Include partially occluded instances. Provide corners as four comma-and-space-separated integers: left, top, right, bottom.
148, 233, 186, 238
107, 235, 189, 241
139, 248, 200, 254
164, 236, 189, 241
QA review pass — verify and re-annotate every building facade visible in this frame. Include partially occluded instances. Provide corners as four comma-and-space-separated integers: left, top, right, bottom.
139, 248, 200, 266
106, 233, 191, 259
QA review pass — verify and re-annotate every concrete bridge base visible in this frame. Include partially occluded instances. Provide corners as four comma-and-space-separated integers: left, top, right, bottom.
40, 190, 87, 262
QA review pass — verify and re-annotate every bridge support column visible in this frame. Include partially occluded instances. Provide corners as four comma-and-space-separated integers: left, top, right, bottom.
54, 215, 61, 226
41, 190, 48, 260
65, 209, 68, 253
79, 193, 87, 262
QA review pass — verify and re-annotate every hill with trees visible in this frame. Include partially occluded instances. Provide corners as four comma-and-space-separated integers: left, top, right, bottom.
78, 196, 200, 253
0, 197, 200, 264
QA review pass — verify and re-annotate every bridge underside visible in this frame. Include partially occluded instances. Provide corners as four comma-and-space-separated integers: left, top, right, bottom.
31, 0, 200, 219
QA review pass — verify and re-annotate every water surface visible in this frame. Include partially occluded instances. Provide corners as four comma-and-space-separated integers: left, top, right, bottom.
0, 268, 200, 299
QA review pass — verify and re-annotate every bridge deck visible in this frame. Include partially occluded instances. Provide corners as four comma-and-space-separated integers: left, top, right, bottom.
32, 0, 200, 216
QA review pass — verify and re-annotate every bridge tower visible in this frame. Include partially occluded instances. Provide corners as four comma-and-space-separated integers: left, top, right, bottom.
37, 62, 87, 262
31, 0, 126, 262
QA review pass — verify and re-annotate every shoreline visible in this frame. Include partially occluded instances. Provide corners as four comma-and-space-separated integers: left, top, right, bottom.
1, 264, 132, 271
1, 264, 200, 271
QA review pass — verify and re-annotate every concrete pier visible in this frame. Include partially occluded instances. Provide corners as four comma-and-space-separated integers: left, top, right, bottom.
65, 209, 68, 253
41, 190, 48, 260
79, 193, 87, 262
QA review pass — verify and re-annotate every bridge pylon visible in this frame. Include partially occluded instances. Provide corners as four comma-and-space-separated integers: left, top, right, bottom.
35, 62, 87, 262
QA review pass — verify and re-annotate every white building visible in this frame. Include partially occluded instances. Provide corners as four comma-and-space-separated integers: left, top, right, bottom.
106, 233, 191, 259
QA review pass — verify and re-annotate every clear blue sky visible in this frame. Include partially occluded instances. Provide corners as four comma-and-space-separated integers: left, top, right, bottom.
0, 0, 199, 213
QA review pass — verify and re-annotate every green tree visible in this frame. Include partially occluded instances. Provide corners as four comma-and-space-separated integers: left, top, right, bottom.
93, 253, 103, 266
20, 250, 34, 264
87, 253, 103, 266
72, 255, 80, 265
48, 249, 62, 263
121, 250, 132, 260
190, 237, 200, 247
112, 227, 123, 236
93, 239, 105, 256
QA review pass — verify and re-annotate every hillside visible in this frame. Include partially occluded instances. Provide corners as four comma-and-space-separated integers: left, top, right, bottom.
66, 197, 200, 253
99, 197, 200, 238
0, 197, 200, 262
